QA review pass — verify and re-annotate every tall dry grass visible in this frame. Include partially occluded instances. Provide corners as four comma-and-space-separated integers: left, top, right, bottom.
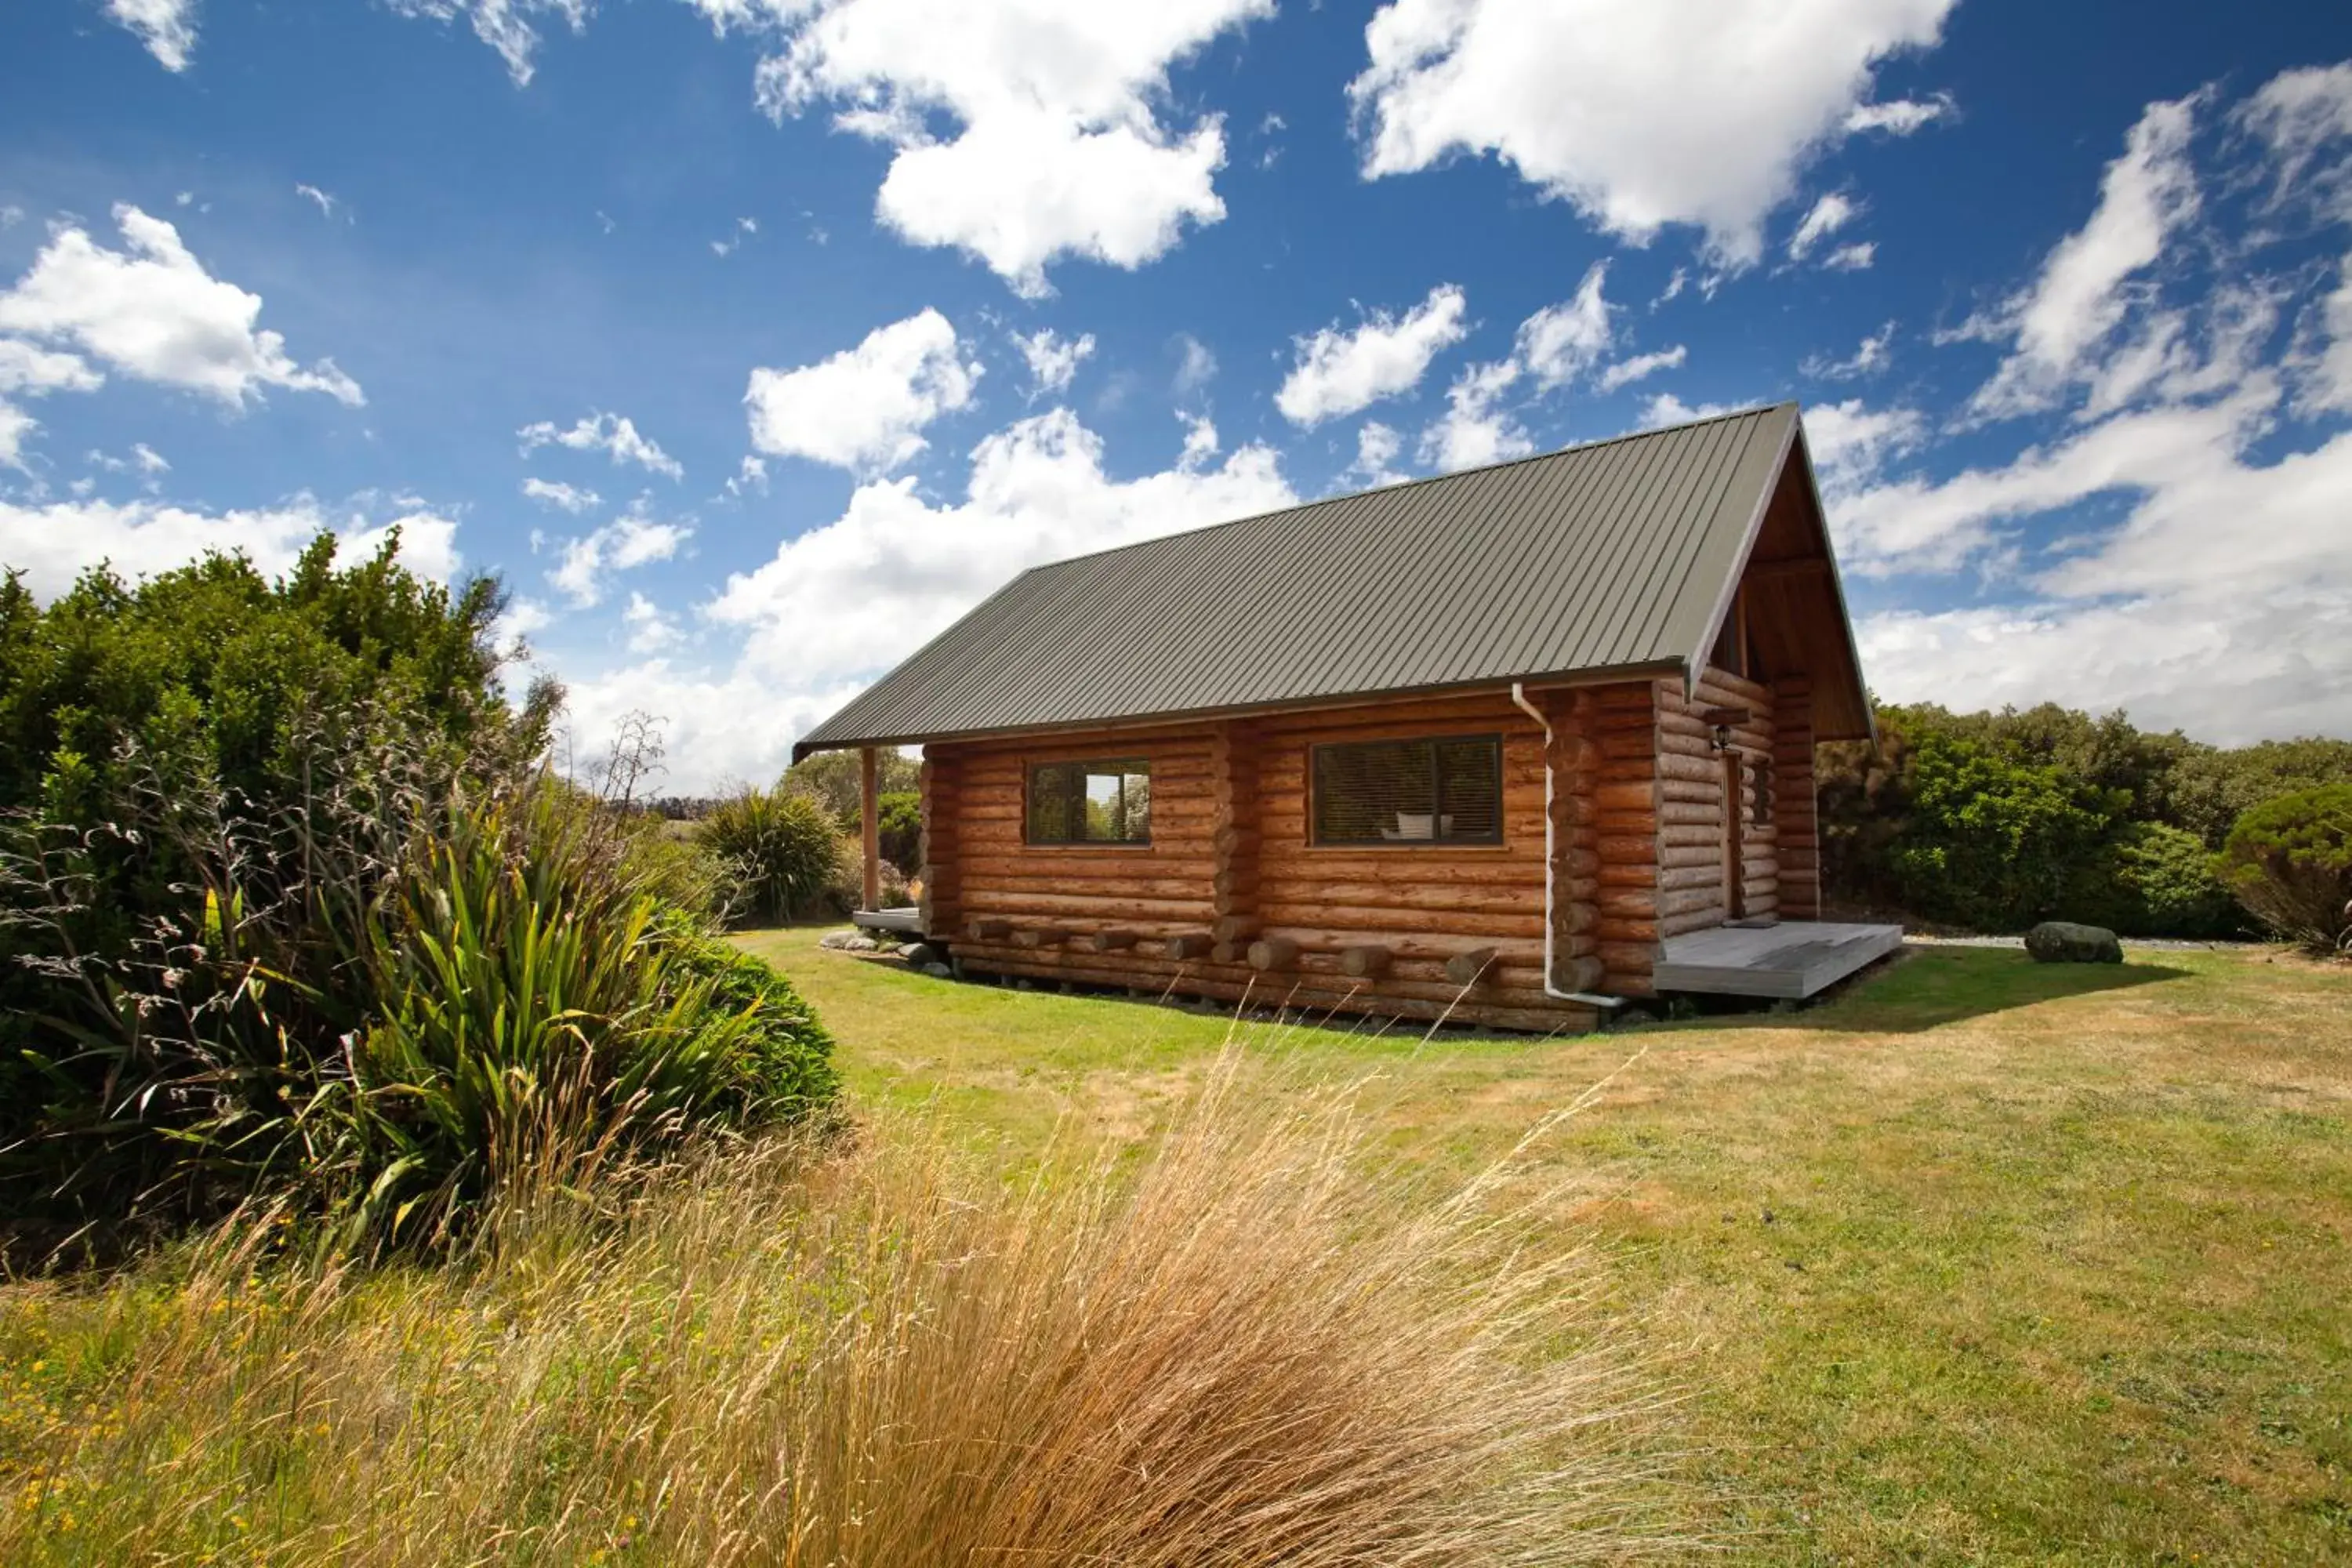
1, 1053, 1677, 1564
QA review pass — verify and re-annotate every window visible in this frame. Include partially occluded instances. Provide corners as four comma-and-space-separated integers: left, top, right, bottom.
1312, 734, 1502, 847
1026, 759, 1152, 845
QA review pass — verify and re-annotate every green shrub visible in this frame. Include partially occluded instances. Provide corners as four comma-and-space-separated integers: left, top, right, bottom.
2217, 785, 2352, 954
878, 788, 922, 874
2103, 822, 2244, 937
1882, 734, 2123, 931
0, 537, 836, 1257
700, 788, 843, 923
780, 746, 919, 828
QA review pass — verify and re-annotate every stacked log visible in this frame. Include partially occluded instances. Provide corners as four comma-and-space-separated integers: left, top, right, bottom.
1586, 680, 1661, 994
1772, 674, 1820, 919
918, 748, 961, 938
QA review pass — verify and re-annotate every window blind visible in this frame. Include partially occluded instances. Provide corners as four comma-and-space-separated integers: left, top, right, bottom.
1311, 735, 1502, 846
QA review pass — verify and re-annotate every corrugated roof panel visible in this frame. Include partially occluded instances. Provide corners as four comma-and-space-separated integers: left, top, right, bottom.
797, 403, 1820, 753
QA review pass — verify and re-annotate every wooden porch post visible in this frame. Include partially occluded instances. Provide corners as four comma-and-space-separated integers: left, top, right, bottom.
860, 745, 880, 912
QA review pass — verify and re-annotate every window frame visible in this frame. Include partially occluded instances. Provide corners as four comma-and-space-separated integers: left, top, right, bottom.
1022, 755, 1156, 849
1306, 731, 1507, 850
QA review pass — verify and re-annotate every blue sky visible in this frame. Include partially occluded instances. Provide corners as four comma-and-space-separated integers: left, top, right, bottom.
2, 0, 2348, 788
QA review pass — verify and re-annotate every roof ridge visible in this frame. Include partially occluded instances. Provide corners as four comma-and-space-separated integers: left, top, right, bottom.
1020, 401, 1794, 576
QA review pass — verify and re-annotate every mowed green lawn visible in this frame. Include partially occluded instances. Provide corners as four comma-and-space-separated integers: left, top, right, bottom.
736, 929, 2352, 1566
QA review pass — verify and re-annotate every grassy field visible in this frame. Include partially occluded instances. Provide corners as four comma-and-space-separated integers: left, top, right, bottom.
735, 929, 2352, 1565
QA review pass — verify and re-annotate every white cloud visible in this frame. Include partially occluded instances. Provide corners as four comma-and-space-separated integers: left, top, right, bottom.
744, 308, 982, 471
132, 442, 169, 476
711, 407, 1292, 710
1276, 283, 1468, 426
1801, 397, 1926, 494
517, 411, 684, 479
711, 216, 759, 257
1821, 241, 1876, 271
1593, 343, 1686, 394
1514, 262, 1615, 389
1637, 392, 1738, 429
385, 0, 590, 88
1345, 419, 1413, 488
1803, 321, 1896, 379
548, 511, 692, 608
1843, 94, 1951, 135
1650, 268, 1686, 310
1013, 326, 1096, 398
623, 591, 685, 653
553, 405, 1294, 790
2237, 61, 2352, 218
1787, 192, 1857, 260
1965, 92, 2203, 419
710, 0, 1274, 294
295, 183, 338, 220
0, 205, 363, 408
1418, 359, 1531, 472
0, 339, 103, 397
0, 495, 457, 599
722, 454, 769, 499
107, 0, 198, 72
1348, 0, 1956, 263
522, 477, 602, 513
0, 402, 35, 474
1172, 332, 1218, 397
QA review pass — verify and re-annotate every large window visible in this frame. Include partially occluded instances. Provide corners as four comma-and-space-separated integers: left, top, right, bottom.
1026, 758, 1152, 845
1312, 734, 1502, 847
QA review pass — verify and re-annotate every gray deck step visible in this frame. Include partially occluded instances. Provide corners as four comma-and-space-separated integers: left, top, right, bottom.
1653, 921, 1904, 1000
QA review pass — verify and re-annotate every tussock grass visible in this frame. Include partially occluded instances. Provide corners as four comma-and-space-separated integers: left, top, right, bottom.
0, 1051, 1676, 1564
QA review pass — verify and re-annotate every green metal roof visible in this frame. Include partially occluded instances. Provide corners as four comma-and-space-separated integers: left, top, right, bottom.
797, 403, 1849, 757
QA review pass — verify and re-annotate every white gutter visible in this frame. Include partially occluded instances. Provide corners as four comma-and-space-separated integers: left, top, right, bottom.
1510, 681, 1620, 1011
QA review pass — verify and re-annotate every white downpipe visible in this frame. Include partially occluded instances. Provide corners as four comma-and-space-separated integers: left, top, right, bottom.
1510, 682, 1616, 1009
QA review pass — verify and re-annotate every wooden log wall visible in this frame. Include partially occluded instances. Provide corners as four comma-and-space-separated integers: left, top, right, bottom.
1544, 687, 1606, 994
926, 691, 1607, 1032
1651, 666, 1782, 942
916, 748, 961, 937
1772, 674, 1820, 920
1587, 679, 1664, 995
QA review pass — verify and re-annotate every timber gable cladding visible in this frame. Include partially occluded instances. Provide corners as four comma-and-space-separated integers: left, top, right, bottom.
812, 404, 1873, 1031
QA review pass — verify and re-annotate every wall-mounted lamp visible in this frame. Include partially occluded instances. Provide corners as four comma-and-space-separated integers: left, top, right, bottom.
1700, 706, 1751, 753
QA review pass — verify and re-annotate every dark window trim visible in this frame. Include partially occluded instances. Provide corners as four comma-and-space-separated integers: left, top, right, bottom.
1307, 731, 1506, 849
1023, 755, 1155, 848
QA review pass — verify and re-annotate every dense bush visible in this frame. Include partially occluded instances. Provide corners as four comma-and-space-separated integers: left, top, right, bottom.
700, 787, 844, 923
1821, 700, 2350, 935
2217, 786, 2352, 954
878, 788, 922, 874
780, 746, 919, 827
0, 538, 834, 1256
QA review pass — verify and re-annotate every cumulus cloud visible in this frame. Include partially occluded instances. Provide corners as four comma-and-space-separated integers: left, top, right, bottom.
1802, 321, 1896, 379
547, 511, 692, 608
517, 411, 684, 479
698, 0, 1273, 294
622, 591, 684, 653
0, 495, 458, 600
1801, 397, 1927, 495
1348, 0, 1956, 263
1964, 92, 2204, 419
1345, 420, 1413, 488
107, 0, 198, 72
1013, 326, 1096, 399
1637, 392, 1738, 429
551, 405, 1294, 789
385, 0, 590, 88
1418, 359, 1531, 472
1276, 284, 1468, 426
1821, 241, 1876, 271
744, 308, 982, 471
1844, 94, 1952, 135
522, 477, 602, 513
1593, 343, 1686, 393
1514, 262, 1615, 389
1787, 192, 1858, 260
0, 205, 363, 409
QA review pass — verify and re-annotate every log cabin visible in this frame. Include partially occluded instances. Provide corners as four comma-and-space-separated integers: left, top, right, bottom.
795, 403, 1900, 1032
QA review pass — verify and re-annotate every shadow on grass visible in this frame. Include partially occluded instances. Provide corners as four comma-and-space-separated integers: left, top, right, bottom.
1674, 945, 2193, 1036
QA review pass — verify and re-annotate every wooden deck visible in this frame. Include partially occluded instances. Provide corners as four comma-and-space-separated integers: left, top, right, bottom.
1653, 920, 1904, 1000
851, 906, 924, 935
